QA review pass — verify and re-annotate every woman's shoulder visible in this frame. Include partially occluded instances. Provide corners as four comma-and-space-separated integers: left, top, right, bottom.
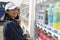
4, 21, 15, 26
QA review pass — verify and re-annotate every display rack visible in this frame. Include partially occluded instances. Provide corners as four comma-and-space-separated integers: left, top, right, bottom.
20, 0, 36, 40
20, 3, 31, 40
36, 22, 60, 40
35, 0, 60, 40
20, 5, 29, 33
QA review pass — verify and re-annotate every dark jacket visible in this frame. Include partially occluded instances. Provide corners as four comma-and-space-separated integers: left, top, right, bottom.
3, 18, 26, 40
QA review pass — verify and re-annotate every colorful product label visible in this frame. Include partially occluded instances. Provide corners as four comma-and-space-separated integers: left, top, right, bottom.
48, 3, 60, 30
53, 8, 60, 30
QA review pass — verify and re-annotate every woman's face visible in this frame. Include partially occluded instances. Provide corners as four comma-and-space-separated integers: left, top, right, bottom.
7, 8, 19, 19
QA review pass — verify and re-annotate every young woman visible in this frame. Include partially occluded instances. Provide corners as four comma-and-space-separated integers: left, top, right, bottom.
3, 2, 26, 40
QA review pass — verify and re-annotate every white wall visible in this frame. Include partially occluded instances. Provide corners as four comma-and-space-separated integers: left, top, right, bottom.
0, 0, 23, 6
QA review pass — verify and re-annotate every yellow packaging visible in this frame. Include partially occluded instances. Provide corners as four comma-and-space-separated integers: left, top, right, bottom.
53, 3, 60, 30
53, 11, 60, 30
53, 22, 60, 30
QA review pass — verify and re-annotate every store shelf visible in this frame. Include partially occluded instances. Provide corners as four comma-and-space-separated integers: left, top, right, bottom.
21, 6, 29, 9
20, 16, 29, 26
21, 21, 28, 28
21, 21, 30, 32
20, 16, 29, 20
36, 22, 60, 38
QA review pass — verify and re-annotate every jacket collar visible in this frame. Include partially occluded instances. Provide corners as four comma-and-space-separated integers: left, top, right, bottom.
6, 17, 17, 22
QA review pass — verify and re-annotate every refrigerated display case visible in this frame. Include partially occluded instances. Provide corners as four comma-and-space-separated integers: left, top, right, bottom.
20, 0, 31, 39
35, 0, 60, 40
20, 0, 36, 40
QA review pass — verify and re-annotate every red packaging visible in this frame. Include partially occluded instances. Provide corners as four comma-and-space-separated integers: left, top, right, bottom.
42, 34, 47, 40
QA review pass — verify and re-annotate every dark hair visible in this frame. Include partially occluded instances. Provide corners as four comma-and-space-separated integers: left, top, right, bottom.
15, 14, 19, 19
4, 12, 19, 21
